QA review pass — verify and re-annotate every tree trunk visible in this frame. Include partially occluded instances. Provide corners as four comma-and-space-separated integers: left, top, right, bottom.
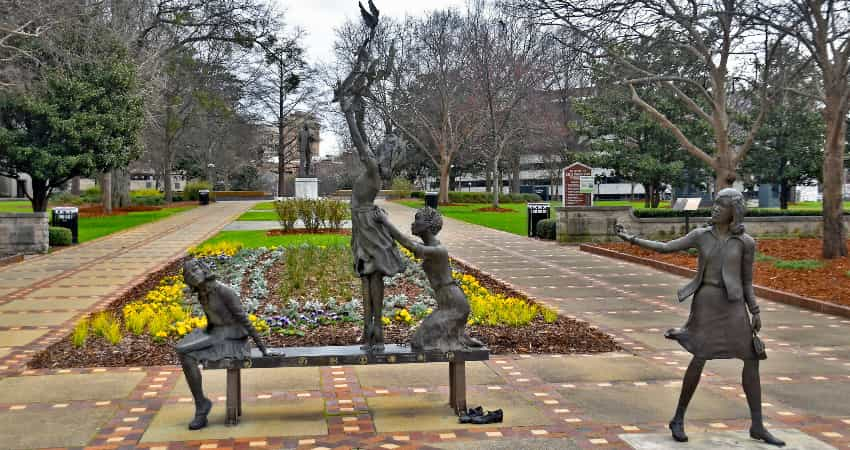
112, 167, 130, 208
713, 153, 737, 193
438, 162, 450, 204
492, 157, 501, 209
71, 177, 81, 196
643, 184, 652, 208
29, 179, 50, 212
510, 155, 521, 194
821, 99, 848, 258
163, 168, 173, 204
485, 169, 492, 193
278, 119, 287, 197
779, 180, 791, 210
100, 171, 113, 214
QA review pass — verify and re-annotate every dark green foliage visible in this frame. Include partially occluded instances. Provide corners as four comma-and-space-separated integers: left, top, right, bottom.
49, 227, 72, 246
229, 165, 262, 191
411, 191, 425, 198
0, 33, 144, 212
573, 41, 712, 209
536, 218, 557, 240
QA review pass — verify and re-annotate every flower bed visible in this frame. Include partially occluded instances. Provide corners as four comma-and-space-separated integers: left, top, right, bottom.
589, 239, 850, 307
31, 242, 617, 368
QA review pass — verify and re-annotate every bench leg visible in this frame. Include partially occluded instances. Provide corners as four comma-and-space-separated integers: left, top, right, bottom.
237, 369, 242, 417
226, 368, 241, 426
449, 361, 466, 415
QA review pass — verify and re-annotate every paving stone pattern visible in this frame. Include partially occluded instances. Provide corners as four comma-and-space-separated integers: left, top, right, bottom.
0, 200, 846, 449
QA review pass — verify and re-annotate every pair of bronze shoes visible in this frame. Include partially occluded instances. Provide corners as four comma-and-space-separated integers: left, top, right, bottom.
459, 406, 503, 424
669, 420, 785, 446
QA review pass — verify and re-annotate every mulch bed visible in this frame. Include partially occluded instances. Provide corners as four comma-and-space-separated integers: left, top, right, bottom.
594, 239, 850, 307
78, 202, 196, 218
29, 257, 189, 369
475, 207, 514, 213
266, 229, 352, 236
30, 249, 619, 369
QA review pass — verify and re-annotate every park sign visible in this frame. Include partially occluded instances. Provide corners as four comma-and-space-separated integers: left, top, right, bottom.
562, 162, 593, 207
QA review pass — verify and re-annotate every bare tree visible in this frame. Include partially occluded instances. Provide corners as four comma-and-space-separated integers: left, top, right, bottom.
249, 30, 317, 196
380, 10, 482, 204
746, 0, 850, 257
466, 3, 553, 207
514, 0, 783, 192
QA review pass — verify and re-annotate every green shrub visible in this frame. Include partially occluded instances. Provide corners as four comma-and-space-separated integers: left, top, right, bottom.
326, 199, 350, 230
130, 190, 164, 206
294, 199, 318, 231
773, 259, 824, 270
446, 191, 541, 203
536, 218, 557, 240
389, 177, 413, 199
131, 188, 161, 197
72, 318, 89, 348
52, 191, 83, 205
634, 208, 850, 218
49, 226, 72, 246
81, 186, 101, 203
411, 191, 425, 198
184, 181, 212, 201
275, 199, 299, 231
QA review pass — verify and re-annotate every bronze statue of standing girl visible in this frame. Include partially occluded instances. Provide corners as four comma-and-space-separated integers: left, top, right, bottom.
617, 188, 784, 447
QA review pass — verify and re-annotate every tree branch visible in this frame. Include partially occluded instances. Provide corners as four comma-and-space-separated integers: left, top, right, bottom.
628, 83, 715, 167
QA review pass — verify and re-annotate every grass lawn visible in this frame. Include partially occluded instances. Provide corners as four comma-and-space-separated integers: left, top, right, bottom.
197, 230, 350, 249
0, 200, 38, 212
251, 201, 277, 210
236, 210, 278, 221
77, 206, 195, 243
398, 200, 539, 236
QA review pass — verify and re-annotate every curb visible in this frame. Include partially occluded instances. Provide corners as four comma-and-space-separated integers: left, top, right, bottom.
579, 244, 850, 319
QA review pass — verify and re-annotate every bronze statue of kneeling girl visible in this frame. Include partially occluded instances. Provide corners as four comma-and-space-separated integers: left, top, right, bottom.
617, 188, 784, 447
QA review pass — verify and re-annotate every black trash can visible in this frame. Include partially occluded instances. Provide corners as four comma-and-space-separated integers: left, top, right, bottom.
51, 206, 79, 244
527, 202, 550, 238
198, 189, 210, 205
424, 191, 439, 209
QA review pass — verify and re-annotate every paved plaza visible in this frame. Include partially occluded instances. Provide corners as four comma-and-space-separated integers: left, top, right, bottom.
0, 200, 848, 449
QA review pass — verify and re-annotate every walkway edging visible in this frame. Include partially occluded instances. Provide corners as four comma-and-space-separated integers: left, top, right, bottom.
579, 244, 850, 319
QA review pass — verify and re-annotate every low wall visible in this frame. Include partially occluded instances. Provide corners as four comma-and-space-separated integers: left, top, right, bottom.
0, 212, 48, 255
556, 206, 850, 243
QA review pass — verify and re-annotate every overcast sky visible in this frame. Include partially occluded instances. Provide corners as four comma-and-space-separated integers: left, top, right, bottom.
272, 0, 468, 156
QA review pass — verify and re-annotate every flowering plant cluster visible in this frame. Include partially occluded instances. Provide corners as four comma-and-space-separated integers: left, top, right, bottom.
189, 241, 243, 258
454, 272, 557, 327
122, 275, 197, 342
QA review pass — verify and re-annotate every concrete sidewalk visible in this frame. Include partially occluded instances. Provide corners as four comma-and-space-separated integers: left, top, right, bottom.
0, 199, 846, 450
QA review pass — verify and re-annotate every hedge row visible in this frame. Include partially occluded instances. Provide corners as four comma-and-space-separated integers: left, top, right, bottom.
49, 226, 72, 246
634, 208, 850, 218
410, 191, 542, 203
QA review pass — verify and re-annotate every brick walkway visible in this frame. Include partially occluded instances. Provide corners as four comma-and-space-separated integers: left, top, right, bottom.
0, 200, 847, 449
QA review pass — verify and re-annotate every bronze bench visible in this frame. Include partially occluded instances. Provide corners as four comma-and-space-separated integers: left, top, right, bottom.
202, 344, 490, 425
